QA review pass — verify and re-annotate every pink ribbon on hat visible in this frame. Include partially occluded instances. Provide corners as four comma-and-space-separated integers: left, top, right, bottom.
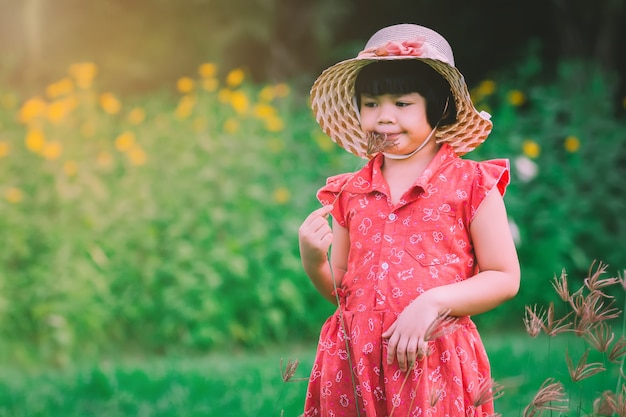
357, 36, 450, 63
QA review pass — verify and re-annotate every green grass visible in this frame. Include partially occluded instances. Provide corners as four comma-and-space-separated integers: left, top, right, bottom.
0, 330, 621, 417
0, 345, 314, 417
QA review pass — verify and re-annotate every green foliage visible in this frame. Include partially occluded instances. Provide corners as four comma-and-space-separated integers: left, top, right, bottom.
0, 54, 624, 365
0, 65, 346, 364
470, 57, 626, 324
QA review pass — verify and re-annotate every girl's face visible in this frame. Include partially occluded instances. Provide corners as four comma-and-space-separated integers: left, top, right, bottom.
359, 92, 434, 157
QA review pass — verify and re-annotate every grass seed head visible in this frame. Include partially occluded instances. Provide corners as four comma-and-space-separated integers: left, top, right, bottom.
523, 305, 545, 337
366, 132, 398, 156
551, 269, 570, 302
280, 358, 301, 382
472, 378, 504, 408
523, 378, 569, 417
565, 348, 606, 382
609, 335, 626, 363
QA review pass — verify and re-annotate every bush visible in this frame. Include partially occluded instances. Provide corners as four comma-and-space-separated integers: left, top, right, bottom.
0, 63, 348, 364
470, 58, 626, 327
0, 55, 624, 365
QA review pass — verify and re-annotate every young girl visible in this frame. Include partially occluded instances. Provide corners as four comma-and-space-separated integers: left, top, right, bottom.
298, 24, 520, 416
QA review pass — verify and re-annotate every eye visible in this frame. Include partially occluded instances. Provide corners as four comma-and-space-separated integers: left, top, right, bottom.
395, 101, 411, 107
361, 99, 377, 108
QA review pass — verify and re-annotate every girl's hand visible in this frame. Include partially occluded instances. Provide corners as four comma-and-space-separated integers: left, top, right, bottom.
382, 294, 440, 372
298, 205, 334, 266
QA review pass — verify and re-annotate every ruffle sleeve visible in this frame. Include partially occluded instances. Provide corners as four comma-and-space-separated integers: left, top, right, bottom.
469, 159, 510, 221
316, 172, 355, 227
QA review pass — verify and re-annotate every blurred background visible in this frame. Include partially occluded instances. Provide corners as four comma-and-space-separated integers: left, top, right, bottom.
2, 0, 626, 95
0, 0, 625, 416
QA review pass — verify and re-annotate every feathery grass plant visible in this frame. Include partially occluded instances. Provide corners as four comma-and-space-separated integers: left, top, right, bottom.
521, 262, 626, 416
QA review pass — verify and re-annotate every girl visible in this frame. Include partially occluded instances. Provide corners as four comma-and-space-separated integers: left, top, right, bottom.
298, 24, 520, 416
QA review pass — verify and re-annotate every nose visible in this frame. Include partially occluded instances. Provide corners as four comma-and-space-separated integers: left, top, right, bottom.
377, 102, 395, 124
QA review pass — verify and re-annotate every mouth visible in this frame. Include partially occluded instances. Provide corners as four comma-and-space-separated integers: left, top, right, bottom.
366, 132, 400, 155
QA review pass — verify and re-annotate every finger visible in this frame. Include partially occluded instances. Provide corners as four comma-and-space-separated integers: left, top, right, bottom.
311, 216, 332, 234
301, 206, 333, 231
417, 340, 428, 361
396, 337, 410, 372
386, 333, 398, 366
300, 217, 330, 242
312, 204, 334, 219
396, 339, 406, 371
382, 322, 396, 339
405, 338, 418, 370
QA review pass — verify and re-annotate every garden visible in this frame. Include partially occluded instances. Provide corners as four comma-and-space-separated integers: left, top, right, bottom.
1, 2, 626, 415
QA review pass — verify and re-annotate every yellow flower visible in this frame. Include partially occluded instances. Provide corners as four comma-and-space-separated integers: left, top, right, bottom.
229, 90, 249, 114
258, 85, 276, 102
68, 62, 98, 89
46, 78, 74, 98
199, 63, 217, 78
202, 78, 219, 92
176, 77, 195, 94
115, 132, 135, 152
63, 160, 78, 177
100, 93, 121, 115
175, 95, 195, 119
42, 141, 62, 160
507, 90, 526, 107
47, 98, 75, 125
19, 97, 47, 124
226, 68, 245, 88
25, 129, 46, 152
564, 135, 580, 153
522, 139, 541, 159
0, 141, 9, 158
273, 187, 291, 204
223, 118, 239, 134
127, 107, 146, 125
264, 116, 284, 132
128, 147, 147, 166
477, 80, 496, 96
253, 103, 276, 119
5, 187, 23, 204
622, 96, 626, 109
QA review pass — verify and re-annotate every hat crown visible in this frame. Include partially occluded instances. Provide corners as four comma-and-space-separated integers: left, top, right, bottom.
310, 24, 492, 158
364, 24, 455, 66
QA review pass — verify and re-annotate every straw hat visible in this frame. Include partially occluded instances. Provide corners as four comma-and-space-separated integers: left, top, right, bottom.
310, 24, 493, 158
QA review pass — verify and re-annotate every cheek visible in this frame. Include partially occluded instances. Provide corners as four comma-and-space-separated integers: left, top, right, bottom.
358, 109, 375, 127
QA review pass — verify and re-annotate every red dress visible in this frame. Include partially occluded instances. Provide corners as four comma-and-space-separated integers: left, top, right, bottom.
303, 144, 509, 417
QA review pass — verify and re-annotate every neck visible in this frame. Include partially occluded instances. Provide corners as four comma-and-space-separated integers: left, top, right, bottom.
380, 143, 440, 205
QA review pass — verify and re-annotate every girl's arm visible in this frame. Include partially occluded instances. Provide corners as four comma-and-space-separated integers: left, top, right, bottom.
383, 189, 520, 370
298, 205, 350, 305
424, 189, 521, 315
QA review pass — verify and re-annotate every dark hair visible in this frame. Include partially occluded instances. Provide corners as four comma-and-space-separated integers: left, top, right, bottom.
354, 60, 457, 127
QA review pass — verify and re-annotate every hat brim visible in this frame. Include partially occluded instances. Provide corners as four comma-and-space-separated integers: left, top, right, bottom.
311, 56, 492, 158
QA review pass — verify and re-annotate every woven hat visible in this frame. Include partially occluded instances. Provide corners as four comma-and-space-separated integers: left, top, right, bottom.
311, 24, 492, 158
